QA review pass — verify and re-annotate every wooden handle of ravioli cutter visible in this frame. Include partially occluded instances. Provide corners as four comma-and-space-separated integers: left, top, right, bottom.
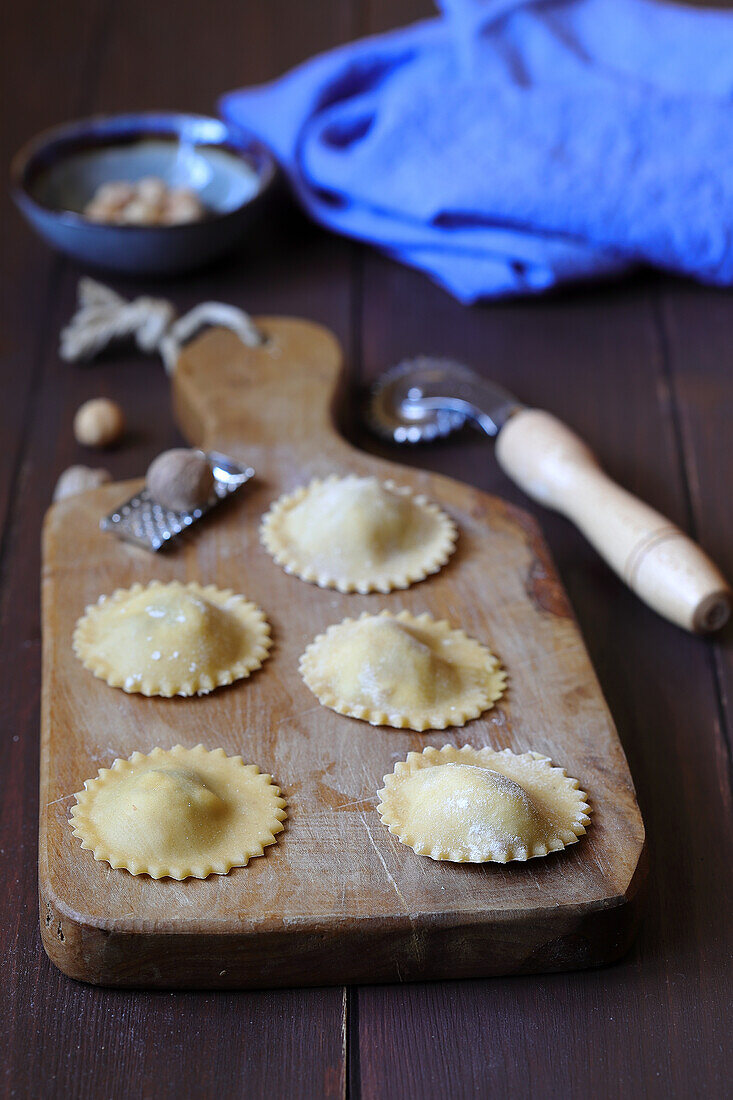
496, 409, 731, 634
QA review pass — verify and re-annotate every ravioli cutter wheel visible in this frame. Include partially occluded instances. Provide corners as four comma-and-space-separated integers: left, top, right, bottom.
368, 356, 730, 634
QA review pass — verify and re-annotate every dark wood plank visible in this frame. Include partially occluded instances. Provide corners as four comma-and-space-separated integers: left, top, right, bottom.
0, 0, 103, 555
352, 255, 733, 1098
655, 280, 733, 744
350, 1, 732, 1089
1, 1, 364, 1096
3, 0, 732, 1096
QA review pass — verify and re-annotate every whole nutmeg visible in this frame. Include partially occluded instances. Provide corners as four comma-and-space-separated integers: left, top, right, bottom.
146, 448, 215, 512
74, 398, 125, 448
53, 464, 111, 502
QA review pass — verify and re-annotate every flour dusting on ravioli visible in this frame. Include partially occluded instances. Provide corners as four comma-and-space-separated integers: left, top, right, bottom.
299, 610, 506, 730
73, 581, 271, 697
70, 744, 287, 879
378, 744, 591, 862
260, 475, 456, 593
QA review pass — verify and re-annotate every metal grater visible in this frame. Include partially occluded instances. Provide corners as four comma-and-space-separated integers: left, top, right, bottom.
100, 450, 255, 552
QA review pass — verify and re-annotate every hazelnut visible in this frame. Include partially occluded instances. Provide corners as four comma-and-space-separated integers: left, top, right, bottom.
146, 448, 215, 512
53, 465, 111, 502
119, 198, 159, 225
84, 201, 115, 223
82, 178, 205, 225
161, 188, 205, 225
136, 176, 167, 206
73, 398, 125, 448
94, 181, 135, 209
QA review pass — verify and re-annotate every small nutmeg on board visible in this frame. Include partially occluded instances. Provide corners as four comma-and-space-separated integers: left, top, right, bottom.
74, 398, 125, 448
146, 448, 215, 512
53, 465, 111, 502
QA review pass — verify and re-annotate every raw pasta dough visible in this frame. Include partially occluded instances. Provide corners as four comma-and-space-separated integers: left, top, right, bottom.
260, 475, 456, 593
378, 744, 591, 862
70, 744, 287, 880
299, 610, 506, 730
73, 580, 271, 697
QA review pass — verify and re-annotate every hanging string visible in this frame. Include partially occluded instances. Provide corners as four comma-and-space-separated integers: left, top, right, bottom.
59, 277, 263, 374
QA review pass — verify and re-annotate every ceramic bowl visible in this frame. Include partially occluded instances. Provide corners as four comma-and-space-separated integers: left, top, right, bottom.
11, 112, 277, 276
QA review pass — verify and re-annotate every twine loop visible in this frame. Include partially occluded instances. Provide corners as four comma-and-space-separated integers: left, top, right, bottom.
60, 278, 263, 373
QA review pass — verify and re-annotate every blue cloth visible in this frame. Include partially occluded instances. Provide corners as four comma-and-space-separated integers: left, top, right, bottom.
221, 0, 733, 302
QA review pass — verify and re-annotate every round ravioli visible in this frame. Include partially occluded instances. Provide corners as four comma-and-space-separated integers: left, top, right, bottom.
73, 580, 271, 697
260, 475, 456, 593
378, 744, 591, 862
70, 744, 287, 880
299, 610, 506, 730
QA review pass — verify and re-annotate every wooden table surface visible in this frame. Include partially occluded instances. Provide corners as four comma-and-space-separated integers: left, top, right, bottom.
3, 2, 732, 1096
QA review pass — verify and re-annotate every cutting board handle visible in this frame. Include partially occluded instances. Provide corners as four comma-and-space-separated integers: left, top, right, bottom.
172, 317, 347, 457
496, 409, 731, 633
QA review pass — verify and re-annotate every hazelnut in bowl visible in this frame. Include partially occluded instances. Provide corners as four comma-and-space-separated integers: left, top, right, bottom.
11, 112, 276, 276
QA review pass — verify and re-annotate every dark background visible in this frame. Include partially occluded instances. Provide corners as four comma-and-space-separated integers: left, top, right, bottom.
2, 2, 732, 1097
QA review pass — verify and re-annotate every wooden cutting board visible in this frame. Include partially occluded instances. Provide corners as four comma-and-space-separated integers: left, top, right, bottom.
39, 318, 646, 988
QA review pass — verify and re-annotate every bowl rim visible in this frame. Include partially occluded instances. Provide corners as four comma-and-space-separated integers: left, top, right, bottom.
10, 109, 277, 232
